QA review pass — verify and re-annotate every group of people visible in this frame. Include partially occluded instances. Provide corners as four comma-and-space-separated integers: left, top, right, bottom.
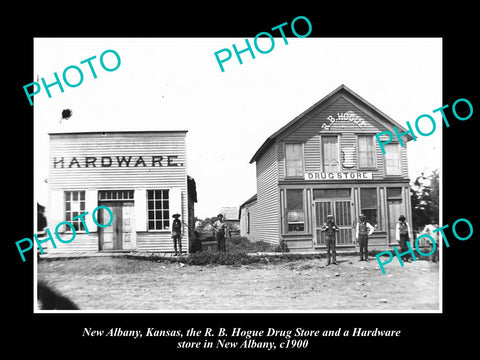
173, 212, 439, 263
171, 213, 228, 256
320, 213, 439, 265
319, 213, 375, 265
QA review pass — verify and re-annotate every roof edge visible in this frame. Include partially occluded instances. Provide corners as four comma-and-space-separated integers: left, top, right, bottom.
249, 84, 412, 163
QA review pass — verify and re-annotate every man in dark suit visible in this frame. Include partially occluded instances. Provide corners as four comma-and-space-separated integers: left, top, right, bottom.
320, 214, 339, 265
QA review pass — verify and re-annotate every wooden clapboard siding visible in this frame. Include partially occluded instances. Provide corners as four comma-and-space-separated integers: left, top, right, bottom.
42, 234, 98, 253
252, 143, 279, 244
47, 131, 188, 253
136, 232, 187, 252
277, 95, 409, 180
249, 85, 414, 251
49, 132, 187, 190
248, 201, 260, 242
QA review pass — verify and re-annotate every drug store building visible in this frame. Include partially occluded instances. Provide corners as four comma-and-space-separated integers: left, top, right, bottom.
246, 85, 413, 251
47, 130, 195, 254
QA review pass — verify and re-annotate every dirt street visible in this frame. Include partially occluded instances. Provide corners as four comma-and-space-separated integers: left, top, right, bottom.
37, 254, 439, 311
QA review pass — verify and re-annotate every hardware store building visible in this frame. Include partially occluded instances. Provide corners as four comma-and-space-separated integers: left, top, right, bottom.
47, 130, 195, 253
246, 85, 414, 251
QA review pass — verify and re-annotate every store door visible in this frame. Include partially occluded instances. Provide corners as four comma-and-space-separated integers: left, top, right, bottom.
98, 201, 136, 251
387, 199, 402, 244
314, 200, 353, 247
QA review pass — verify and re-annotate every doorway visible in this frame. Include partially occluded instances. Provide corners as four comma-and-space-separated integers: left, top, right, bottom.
314, 199, 353, 247
387, 199, 402, 245
97, 200, 136, 251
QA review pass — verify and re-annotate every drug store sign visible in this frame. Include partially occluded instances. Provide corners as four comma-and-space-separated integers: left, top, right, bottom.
305, 172, 373, 180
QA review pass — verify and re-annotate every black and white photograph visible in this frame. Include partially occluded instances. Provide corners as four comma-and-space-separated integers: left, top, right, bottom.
32, 37, 442, 312
7, 6, 478, 355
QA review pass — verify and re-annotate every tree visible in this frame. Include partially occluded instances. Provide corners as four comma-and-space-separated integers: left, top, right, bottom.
410, 169, 439, 228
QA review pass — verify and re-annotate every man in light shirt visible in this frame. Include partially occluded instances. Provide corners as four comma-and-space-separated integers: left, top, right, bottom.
396, 215, 413, 262
213, 214, 227, 252
356, 213, 375, 261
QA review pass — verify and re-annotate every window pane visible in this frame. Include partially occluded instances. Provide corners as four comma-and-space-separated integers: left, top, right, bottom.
147, 200, 154, 210
384, 144, 401, 175
286, 143, 303, 177
313, 189, 350, 199
65, 192, 71, 201
80, 192, 85, 200
387, 187, 402, 198
73, 192, 78, 201
148, 191, 154, 200
358, 135, 375, 168
360, 188, 377, 209
337, 189, 351, 198
360, 188, 377, 226
286, 189, 304, 232
322, 136, 339, 172
287, 189, 303, 210
287, 211, 304, 222
163, 190, 169, 200
288, 222, 304, 232
148, 221, 155, 230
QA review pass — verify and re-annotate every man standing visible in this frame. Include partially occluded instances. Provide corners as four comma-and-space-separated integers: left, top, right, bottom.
396, 215, 412, 262
356, 213, 375, 261
213, 213, 227, 252
172, 213, 182, 256
422, 221, 439, 263
320, 214, 340, 265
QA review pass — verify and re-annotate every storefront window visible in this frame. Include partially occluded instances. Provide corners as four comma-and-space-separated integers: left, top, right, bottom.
360, 188, 377, 226
147, 190, 170, 230
285, 143, 303, 177
286, 189, 304, 232
65, 191, 86, 231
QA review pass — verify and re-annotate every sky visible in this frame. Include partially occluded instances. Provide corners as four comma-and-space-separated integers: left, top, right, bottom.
33, 37, 442, 218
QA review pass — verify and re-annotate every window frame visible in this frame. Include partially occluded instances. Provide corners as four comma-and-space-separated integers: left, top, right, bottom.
146, 189, 170, 231
356, 134, 377, 169
360, 187, 378, 227
284, 142, 305, 178
320, 134, 341, 172
64, 190, 86, 232
383, 143, 402, 176
285, 189, 306, 233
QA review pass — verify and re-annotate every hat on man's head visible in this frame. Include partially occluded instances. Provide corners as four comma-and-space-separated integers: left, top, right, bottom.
399, 215, 406, 221
172, 213, 180, 218
217, 213, 224, 218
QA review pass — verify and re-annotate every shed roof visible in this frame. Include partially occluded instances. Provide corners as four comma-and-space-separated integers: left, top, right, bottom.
249, 84, 412, 163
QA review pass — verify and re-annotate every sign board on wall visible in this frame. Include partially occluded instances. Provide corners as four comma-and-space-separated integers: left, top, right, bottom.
305, 172, 373, 180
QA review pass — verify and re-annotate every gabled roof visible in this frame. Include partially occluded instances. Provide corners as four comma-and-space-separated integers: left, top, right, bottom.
249, 84, 412, 164
239, 194, 257, 209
